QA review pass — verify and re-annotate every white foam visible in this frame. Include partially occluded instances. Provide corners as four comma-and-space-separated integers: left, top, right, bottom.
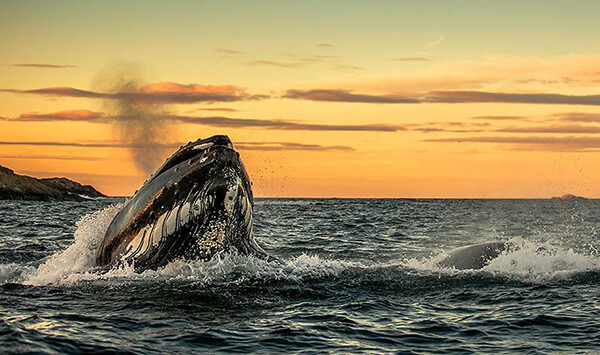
482, 238, 597, 281
24, 204, 122, 286
12, 198, 361, 286
34, 253, 362, 286
403, 237, 599, 283
6, 202, 599, 287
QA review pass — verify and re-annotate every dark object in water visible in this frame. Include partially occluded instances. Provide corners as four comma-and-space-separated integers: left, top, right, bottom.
96, 135, 268, 270
437, 241, 508, 270
551, 194, 587, 200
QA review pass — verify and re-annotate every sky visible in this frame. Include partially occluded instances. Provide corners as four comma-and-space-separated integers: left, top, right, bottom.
1, 0, 600, 198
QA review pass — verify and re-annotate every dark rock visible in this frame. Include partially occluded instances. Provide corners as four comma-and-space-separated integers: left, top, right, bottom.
0, 164, 105, 201
550, 194, 587, 200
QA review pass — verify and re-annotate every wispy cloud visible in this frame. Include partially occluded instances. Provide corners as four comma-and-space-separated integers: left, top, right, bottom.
250, 53, 360, 72
552, 112, 600, 122
237, 142, 353, 152
425, 35, 445, 48
0, 140, 355, 152
496, 124, 600, 134
246, 60, 303, 68
0, 82, 267, 103
169, 115, 401, 132
190, 107, 240, 112
327, 54, 600, 95
332, 63, 362, 71
427, 91, 600, 105
283, 89, 419, 104
0, 154, 104, 161
408, 121, 489, 133
283, 89, 600, 106
216, 48, 244, 56
424, 135, 600, 152
9, 63, 76, 68
1, 87, 105, 98
3, 109, 401, 132
471, 115, 527, 121
0, 141, 178, 148
394, 57, 431, 62
316, 43, 334, 48
1, 110, 107, 122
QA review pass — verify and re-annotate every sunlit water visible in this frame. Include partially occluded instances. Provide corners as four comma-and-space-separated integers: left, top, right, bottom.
1, 198, 599, 353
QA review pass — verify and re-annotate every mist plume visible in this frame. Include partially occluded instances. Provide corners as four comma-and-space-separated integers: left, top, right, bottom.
94, 63, 173, 175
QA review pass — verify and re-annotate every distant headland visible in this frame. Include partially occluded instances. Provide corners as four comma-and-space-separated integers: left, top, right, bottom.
0, 164, 105, 201
550, 194, 587, 200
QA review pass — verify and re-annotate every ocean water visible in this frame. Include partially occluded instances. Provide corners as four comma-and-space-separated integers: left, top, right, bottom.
0, 198, 599, 353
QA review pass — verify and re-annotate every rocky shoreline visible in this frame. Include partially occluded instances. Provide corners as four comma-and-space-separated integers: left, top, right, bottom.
0, 165, 105, 201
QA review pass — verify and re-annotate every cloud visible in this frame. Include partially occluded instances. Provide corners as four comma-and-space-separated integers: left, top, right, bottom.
317, 54, 600, 95
3, 109, 401, 132
471, 115, 527, 120
283, 89, 600, 106
496, 124, 600, 134
1, 110, 107, 122
169, 115, 401, 132
553, 112, 600, 122
283, 89, 419, 104
425, 35, 445, 48
216, 48, 244, 56
250, 53, 359, 71
0, 141, 178, 148
10, 63, 76, 68
332, 64, 362, 71
394, 57, 431, 62
246, 60, 303, 68
427, 91, 600, 105
408, 121, 489, 133
0, 82, 267, 103
1, 87, 106, 98
316, 43, 334, 48
236, 142, 353, 152
190, 107, 240, 112
424, 135, 600, 151
0, 140, 354, 152
0, 154, 104, 161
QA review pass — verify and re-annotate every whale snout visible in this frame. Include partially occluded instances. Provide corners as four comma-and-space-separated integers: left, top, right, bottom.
96, 135, 263, 270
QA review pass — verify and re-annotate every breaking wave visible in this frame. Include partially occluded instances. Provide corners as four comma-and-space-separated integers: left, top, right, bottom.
0, 206, 598, 287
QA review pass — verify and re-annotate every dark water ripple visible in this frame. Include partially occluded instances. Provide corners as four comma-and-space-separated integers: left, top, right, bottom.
1, 198, 600, 353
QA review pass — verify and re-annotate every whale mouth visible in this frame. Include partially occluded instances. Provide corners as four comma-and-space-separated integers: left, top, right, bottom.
97, 135, 261, 270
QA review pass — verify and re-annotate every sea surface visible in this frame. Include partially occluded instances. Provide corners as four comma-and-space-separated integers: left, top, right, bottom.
0, 198, 599, 353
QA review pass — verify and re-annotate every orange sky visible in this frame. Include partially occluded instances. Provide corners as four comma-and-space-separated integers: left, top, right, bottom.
2, 1, 600, 198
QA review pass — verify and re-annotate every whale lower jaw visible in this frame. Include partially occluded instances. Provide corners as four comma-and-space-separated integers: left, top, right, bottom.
118, 171, 257, 270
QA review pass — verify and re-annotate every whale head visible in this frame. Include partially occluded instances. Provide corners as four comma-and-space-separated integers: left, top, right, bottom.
96, 135, 267, 270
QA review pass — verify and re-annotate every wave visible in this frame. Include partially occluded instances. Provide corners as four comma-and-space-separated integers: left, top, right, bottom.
404, 237, 599, 283
0, 206, 598, 287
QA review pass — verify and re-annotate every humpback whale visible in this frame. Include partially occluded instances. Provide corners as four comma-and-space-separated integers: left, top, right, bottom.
437, 241, 509, 270
96, 135, 268, 271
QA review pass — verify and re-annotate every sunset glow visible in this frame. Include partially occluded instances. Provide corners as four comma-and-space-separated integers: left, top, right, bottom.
2, 0, 600, 197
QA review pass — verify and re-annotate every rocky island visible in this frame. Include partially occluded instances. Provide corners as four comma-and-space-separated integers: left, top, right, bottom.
0, 165, 105, 201
550, 194, 587, 200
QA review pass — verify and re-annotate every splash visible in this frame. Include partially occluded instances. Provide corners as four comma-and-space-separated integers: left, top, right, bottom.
4, 206, 598, 287
24, 204, 121, 286
94, 63, 173, 174
404, 237, 599, 283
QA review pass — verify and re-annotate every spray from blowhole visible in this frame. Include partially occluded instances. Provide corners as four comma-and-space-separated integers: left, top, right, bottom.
93, 63, 174, 175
